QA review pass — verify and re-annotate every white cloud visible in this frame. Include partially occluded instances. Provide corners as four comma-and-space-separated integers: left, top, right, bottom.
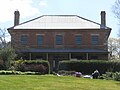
39, 0, 48, 7
0, 0, 40, 23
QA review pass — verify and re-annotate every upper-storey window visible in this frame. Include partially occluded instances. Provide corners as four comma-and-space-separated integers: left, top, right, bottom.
56, 35, 63, 45
75, 35, 82, 45
20, 35, 28, 45
91, 35, 99, 45
37, 35, 43, 45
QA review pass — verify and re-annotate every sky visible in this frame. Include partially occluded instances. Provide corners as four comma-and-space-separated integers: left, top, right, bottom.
0, 0, 119, 40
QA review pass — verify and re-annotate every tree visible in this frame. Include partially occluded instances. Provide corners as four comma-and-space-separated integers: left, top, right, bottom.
113, 0, 120, 37
0, 28, 10, 47
0, 45, 17, 69
108, 38, 120, 60
112, 0, 120, 60
0, 28, 16, 69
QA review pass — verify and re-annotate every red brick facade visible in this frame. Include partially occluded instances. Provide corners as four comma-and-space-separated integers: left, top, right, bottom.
10, 29, 110, 50
8, 28, 111, 61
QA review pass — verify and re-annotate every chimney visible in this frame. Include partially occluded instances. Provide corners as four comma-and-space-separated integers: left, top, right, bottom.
100, 11, 106, 29
14, 10, 20, 26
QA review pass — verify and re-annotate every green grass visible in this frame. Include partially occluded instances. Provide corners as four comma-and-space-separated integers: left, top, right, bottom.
0, 75, 120, 90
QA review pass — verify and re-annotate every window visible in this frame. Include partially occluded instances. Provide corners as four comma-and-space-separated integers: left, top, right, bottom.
91, 35, 99, 45
37, 35, 43, 45
21, 35, 28, 45
56, 35, 63, 45
75, 35, 82, 45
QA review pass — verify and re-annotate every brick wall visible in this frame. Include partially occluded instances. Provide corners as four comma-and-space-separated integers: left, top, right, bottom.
9, 29, 109, 51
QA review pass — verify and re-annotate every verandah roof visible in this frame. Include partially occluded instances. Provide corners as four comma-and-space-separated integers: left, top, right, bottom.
17, 48, 109, 53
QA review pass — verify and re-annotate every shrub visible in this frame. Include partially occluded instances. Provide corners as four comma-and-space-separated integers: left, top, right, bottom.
113, 72, 120, 81
24, 71, 36, 75
0, 47, 17, 69
0, 70, 6, 75
0, 70, 37, 75
58, 60, 120, 75
100, 72, 120, 81
15, 60, 50, 74
101, 72, 114, 80
0, 70, 17, 75
0, 64, 4, 70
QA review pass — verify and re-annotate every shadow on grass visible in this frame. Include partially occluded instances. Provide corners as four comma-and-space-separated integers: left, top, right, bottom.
115, 82, 120, 86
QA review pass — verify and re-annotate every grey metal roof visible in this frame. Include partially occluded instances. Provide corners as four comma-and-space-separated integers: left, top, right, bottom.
18, 48, 108, 53
9, 15, 110, 30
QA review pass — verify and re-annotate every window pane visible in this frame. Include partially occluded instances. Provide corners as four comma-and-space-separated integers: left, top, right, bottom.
75, 35, 82, 45
21, 35, 28, 45
56, 35, 62, 45
91, 35, 99, 45
37, 35, 43, 45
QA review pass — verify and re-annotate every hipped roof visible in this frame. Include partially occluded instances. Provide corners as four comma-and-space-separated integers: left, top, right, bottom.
8, 15, 111, 30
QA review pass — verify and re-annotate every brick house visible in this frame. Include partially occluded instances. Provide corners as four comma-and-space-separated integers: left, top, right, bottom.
8, 11, 111, 70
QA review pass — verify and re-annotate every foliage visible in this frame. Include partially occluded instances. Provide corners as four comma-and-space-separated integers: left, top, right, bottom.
108, 38, 120, 60
0, 64, 4, 70
0, 70, 37, 75
101, 72, 120, 81
101, 72, 114, 80
58, 60, 120, 75
0, 28, 9, 48
15, 60, 50, 74
0, 46, 17, 69
112, 0, 120, 37
113, 72, 120, 81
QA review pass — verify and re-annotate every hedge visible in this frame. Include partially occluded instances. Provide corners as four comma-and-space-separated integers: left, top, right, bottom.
0, 64, 4, 70
15, 60, 50, 74
0, 70, 37, 75
58, 60, 120, 75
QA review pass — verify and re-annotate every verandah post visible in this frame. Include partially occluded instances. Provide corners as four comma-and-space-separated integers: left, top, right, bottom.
86, 53, 89, 60
29, 53, 32, 60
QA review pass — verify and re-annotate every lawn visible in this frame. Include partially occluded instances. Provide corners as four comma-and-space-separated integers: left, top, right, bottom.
0, 75, 120, 90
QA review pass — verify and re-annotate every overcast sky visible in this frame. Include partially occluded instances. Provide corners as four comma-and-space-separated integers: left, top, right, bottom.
0, 0, 118, 38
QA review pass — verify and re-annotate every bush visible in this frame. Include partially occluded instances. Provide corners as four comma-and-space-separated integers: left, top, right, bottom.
58, 60, 120, 75
0, 70, 18, 75
100, 72, 120, 81
15, 60, 50, 74
0, 70, 37, 75
113, 72, 120, 81
24, 71, 36, 75
0, 47, 17, 69
0, 64, 4, 70
101, 72, 114, 80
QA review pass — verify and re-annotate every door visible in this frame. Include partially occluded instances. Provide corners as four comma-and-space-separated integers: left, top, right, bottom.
53, 60, 59, 72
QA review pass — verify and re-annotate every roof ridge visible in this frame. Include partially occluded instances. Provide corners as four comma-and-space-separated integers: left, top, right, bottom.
42, 15, 77, 16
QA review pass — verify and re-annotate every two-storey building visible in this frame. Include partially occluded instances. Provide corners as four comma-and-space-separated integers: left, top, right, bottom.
8, 11, 111, 69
